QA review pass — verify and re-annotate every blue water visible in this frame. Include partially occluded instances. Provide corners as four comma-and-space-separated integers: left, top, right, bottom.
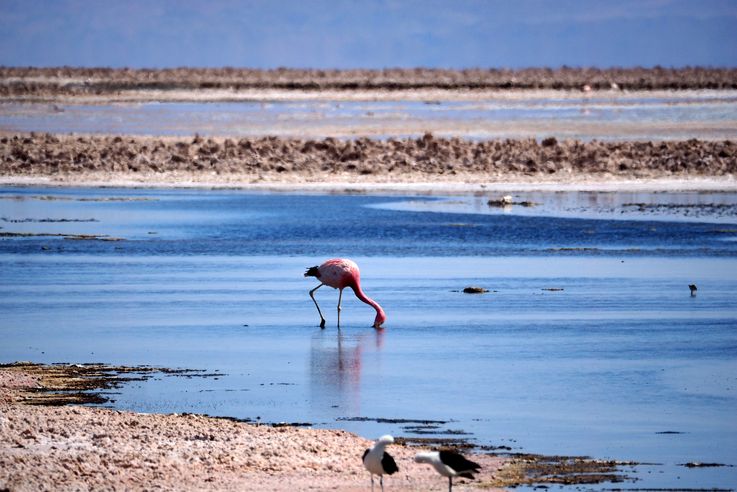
2, 187, 737, 257
1, 187, 737, 490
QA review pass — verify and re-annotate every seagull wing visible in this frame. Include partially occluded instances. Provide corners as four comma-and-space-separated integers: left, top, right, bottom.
381, 451, 399, 475
439, 450, 481, 476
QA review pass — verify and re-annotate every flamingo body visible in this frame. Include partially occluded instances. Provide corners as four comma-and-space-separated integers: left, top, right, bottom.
305, 258, 386, 329
314, 258, 359, 290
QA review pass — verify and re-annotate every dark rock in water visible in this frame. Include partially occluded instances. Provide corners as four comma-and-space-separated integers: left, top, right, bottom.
488, 196, 537, 207
463, 286, 489, 294
488, 195, 514, 207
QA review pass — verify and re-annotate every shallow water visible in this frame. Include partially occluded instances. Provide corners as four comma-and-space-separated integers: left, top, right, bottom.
2, 91, 737, 140
1, 187, 737, 490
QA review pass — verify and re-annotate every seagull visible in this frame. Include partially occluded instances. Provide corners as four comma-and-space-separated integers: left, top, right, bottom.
689, 284, 697, 296
415, 450, 481, 492
362, 435, 399, 492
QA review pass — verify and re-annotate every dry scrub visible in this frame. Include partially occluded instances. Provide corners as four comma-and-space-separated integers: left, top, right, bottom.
2, 133, 735, 184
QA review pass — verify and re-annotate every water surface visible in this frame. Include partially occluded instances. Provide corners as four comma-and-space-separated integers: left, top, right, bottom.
1, 187, 736, 490
2, 91, 737, 140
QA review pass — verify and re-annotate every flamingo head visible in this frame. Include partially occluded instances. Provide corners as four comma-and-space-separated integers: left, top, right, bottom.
373, 307, 387, 329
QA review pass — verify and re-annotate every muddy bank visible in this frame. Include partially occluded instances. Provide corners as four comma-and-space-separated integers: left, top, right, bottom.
2, 67, 737, 98
1, 134, 735, 185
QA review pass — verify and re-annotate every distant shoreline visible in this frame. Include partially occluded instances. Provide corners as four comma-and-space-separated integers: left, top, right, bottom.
2, 67, 737, 100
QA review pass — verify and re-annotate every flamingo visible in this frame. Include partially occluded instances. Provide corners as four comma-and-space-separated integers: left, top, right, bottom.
304, 258, 386, 329
415, 450, 481, 492
362, 434, 399, 492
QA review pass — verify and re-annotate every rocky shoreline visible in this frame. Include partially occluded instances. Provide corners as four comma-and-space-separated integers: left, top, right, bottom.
1, 133, 735, 185
2, 67, 737, 98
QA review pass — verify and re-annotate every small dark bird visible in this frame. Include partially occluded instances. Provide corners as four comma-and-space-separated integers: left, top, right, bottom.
362, 435, 399, 492
415, 450, 482, 491
689, 284, 698, 296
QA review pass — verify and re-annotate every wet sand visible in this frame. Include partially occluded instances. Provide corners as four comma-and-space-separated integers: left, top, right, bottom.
1, 133, 735, 191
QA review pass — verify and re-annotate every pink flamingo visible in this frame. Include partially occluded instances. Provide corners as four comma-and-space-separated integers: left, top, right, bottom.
304, 258, 386, 329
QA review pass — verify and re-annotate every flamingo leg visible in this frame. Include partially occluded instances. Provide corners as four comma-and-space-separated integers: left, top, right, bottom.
337, 288, 344, 328
309, 284, 326, 328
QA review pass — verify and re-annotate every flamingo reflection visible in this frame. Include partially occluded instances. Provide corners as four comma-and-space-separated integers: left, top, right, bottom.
309, 329, 385, 415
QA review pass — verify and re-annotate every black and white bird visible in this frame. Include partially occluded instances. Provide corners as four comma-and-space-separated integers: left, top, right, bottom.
689, 284, 698, 296
415, 450, 481, 491
362, 434, 399, 492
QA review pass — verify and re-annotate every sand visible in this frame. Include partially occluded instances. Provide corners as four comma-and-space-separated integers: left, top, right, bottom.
0, 367, 507, 491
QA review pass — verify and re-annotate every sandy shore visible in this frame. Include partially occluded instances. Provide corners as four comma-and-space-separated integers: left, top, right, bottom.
1, 133, 735, 193
1, 366, 509, 491
3, 174, 736, 195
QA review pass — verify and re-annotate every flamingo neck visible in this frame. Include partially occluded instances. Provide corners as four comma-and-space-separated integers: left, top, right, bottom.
351, 282, 386, 327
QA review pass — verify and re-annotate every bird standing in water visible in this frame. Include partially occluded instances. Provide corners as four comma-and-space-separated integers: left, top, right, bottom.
362, 435, 399, 492
415, 450, 481, 492
305, 258, 386, 329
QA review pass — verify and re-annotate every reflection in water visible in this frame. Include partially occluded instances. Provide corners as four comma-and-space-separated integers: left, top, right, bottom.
309, 329, 385, 416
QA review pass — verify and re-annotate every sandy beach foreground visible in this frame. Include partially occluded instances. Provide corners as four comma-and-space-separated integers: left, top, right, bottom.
0, 365, 509, 491
0, 363, 642, 491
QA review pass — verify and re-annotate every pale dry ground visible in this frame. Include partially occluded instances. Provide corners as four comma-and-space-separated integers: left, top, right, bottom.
5, 87, 737, 104
0, 370, 506, 492
2, 172, 736, 194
